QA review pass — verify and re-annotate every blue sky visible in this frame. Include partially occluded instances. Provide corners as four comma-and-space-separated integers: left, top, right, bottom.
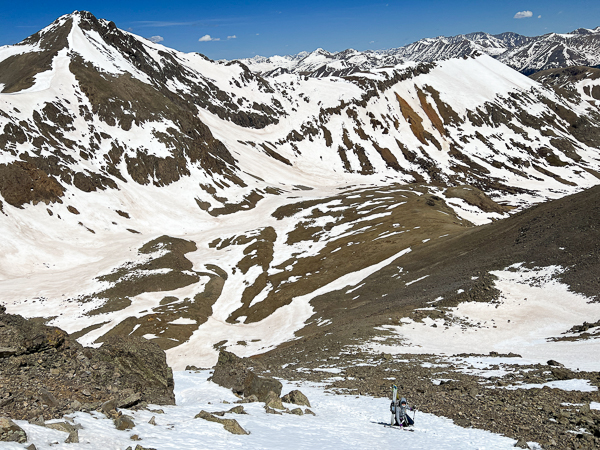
1, 1, 599, 60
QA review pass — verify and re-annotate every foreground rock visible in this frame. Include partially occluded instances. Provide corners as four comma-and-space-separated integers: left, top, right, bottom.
0, 305, 175, 420
195, 410, 249, 435
209, 350, 282, 401
264, 391, 284, 410
282, 390, 311, 407
0, 417, 27, 443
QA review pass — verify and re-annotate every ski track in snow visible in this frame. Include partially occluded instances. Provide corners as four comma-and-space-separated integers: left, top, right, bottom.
3, 370, 530, 450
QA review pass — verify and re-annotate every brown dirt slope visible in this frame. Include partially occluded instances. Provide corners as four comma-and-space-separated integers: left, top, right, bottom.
257, 184, 600, 361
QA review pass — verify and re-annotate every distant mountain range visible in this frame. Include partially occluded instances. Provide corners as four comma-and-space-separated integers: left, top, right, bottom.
238, 27, 600, 77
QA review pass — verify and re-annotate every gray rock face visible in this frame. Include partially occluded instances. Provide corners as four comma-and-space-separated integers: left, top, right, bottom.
0, 417, 27, 443
243, 371, 283, 402
209, 350, 282, 401
97, 336, 175, 406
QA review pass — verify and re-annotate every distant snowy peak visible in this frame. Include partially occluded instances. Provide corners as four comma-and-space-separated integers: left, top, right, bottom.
498, 30, 600, 75
238, 27, 600, 77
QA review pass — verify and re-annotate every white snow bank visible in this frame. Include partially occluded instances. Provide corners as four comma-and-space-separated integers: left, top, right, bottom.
496, 379, 597, 392
7, 370, 525, 450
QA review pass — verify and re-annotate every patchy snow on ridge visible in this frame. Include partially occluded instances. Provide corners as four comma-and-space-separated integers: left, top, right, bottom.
167, 247, 413, 369
366, 264, 600, 372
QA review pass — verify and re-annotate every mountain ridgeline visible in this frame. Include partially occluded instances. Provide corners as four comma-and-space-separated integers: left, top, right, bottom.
0, 11, 599, 370
240, 27, 600, 77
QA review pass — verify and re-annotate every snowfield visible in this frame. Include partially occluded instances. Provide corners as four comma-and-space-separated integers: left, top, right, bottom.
365, 264, 600, 372
4, 370, 530, 450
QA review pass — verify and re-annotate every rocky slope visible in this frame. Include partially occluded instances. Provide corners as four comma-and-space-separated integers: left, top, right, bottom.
531, 65, 600, 109
0, 305, 174, 422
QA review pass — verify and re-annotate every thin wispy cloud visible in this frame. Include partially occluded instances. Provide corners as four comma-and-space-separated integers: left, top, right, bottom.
514, 10, 533, 19
149, 35, 164, 43
199, 34, 220, 42
227, 35, 237, 39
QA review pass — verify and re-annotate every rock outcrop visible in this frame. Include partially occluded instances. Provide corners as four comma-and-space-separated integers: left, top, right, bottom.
282, 390, 311, 407
0, 417, 27, 443
0, 305, 175, 421
209, 350, 282, 401
194, 410, 249, 435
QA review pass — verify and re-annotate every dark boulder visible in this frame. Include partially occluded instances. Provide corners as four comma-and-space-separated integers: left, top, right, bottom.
114, 414, 135, 430
282, 390, 311, 407
551, 367, 575, 380
209, 350, 281, 401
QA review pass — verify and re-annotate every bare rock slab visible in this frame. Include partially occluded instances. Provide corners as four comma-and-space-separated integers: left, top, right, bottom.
194, 410, 249, 435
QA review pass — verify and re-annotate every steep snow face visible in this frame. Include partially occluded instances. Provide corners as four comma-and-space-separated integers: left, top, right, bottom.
366, 264, 600, 372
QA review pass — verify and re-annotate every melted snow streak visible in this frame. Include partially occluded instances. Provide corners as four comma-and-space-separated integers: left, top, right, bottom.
367, 265, 600, 372
5, 371, 524, 450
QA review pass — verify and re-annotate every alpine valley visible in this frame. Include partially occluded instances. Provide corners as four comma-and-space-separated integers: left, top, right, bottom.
1, 11, 600, 450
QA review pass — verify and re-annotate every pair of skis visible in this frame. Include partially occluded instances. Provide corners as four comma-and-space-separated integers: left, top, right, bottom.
390, 384, 398, 426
